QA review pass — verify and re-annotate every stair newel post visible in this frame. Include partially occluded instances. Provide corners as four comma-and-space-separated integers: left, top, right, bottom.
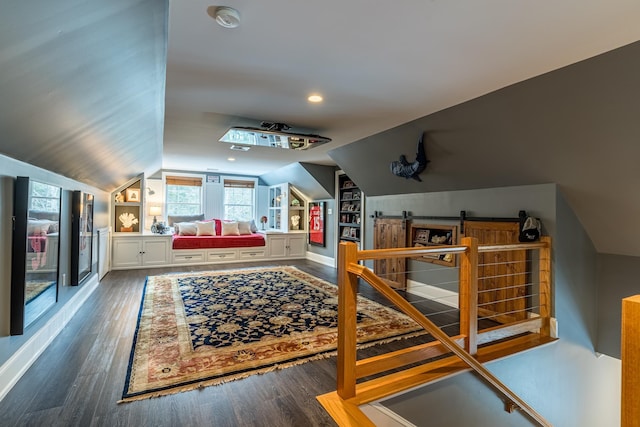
459, 237, 479, 355
538, 236, 552, 337
337, 241, 359, 399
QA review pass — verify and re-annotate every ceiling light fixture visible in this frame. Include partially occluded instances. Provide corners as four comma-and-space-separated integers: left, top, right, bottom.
227, 157, 236, 162
308, 94, 323, 103
214, 6, 240, 29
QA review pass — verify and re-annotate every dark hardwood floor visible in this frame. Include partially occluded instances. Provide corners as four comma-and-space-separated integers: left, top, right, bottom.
0, 260, 462, 427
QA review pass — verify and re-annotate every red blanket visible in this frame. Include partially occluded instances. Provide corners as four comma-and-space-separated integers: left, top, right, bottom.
172, 233, 265, 250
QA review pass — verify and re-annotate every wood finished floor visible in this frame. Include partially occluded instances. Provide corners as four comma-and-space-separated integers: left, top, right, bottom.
0, 260, 462, 427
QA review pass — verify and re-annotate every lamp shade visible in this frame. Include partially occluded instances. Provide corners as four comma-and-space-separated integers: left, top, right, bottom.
149, 206, 162, 216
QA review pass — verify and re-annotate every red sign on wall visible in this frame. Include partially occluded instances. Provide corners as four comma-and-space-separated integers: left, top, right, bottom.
309, 202, 325, 247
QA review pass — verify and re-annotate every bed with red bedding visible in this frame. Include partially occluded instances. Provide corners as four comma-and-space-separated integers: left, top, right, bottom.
171, 233, 265, 250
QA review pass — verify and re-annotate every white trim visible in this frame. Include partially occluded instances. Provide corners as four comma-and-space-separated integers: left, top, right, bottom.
360, 402, 417, 427
406, 279, 459, 308
305, 251, 334, 267
0, 275, 99, 402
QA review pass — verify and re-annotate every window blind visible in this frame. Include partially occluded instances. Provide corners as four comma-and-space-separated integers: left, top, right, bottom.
166, 176, 202, 187
224, 179, 255, 189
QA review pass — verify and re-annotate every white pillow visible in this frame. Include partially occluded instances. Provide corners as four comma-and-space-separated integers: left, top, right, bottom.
237, 221, 252, 235
221, 221, 240, 236
177, 222, 197, 236
196, 221, 215, 236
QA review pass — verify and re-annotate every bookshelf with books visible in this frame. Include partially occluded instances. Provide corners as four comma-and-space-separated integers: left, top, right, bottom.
338, 174, 363, 248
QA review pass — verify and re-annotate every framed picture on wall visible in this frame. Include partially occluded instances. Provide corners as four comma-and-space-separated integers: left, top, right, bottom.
125, 188, 140, 202
308, 202, 325, 247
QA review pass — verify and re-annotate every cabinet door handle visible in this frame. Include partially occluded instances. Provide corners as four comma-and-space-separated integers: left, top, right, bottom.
185, 256, 192, 259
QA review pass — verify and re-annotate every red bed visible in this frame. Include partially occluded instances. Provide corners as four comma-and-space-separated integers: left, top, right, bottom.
172, 233, 265, 250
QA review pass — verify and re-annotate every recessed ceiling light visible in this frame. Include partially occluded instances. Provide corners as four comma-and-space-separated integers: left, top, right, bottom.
227, 157, 236, 161
214, 6, 240, 29
308, 94, 323, 103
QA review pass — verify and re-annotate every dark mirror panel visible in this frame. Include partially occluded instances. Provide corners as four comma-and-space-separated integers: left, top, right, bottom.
11, 177, 61, 335
71, 191, 94, 286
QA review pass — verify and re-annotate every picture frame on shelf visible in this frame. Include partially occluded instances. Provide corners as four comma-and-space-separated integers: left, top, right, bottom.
125, 188, 140, 202
343, 180, 354, 188
341, 202, 351, 211
342, 227, 352, 238
342, 191, 352, 200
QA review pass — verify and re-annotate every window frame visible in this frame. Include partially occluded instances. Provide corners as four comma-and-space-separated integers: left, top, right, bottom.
222, 176, 258, 221
163, 172, 205, 217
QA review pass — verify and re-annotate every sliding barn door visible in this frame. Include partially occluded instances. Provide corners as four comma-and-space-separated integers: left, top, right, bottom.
373, 219, 407, 289
463, 221, 527, 323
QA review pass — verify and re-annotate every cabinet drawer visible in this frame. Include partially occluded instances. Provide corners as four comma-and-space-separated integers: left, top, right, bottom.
207, 250, 238, 262
239, 249, 266, 259
172, 251, 205, 263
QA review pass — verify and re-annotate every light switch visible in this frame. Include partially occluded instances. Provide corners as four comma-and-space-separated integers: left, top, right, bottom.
327, 208, 332, 215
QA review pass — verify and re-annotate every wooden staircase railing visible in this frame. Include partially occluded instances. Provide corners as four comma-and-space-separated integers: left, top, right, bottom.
318, 236, 555, 426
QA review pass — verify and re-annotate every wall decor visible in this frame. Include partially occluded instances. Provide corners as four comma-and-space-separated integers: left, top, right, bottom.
10, 177, 61, 335
308, 202, 325, 247
390, 132, 429, 181
71, 191, 94, 286
125, 188, 140, 202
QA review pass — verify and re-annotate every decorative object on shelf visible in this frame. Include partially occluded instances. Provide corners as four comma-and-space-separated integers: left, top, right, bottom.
151, 221, 168, 234
260, 215, 268, 230
410, 223, 457, 267
291, 215, 300, 230
519, 216, 542, 242
119, 212, 139, 232
291, 198, 300, 206
115, 192, 124, 203
390, 132, 429, 182
125, 188, 141, 202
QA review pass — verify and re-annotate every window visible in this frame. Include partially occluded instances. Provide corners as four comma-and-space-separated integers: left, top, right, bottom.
165, 175, 203, 216
223, 179, 255, 220
30, 181, 61, 211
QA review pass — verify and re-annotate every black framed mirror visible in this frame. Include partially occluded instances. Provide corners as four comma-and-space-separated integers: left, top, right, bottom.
71, 191, 94, 286
11, 177, 62, 335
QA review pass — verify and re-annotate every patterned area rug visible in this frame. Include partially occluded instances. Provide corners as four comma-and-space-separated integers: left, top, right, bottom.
121, 266, 422, 402
25, 280, 55, 304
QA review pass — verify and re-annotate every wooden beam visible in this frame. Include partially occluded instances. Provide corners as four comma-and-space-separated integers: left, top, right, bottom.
538, 236, 552, 337
622, 295, 640, 427
337, 242, 359, 399
459, 237, 478, 355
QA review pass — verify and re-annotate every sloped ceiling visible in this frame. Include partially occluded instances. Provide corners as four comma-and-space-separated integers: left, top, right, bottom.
0, 0, 167, 190
328, 41, 640, 257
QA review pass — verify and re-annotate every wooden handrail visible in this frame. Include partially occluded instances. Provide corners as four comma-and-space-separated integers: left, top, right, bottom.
328, 238, 554, 427
349, 262, 552, 427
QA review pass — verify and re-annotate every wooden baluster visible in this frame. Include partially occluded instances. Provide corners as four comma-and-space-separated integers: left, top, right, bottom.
538, 236, 552, 337
459, 237, 478, 355
337, 241, 359, 399
622, 295, 640, 426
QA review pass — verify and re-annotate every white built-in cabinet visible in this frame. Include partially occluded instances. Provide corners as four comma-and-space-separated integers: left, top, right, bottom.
267, 232, 306, 258
111, 234, 171, 269
267, 183, 307, 233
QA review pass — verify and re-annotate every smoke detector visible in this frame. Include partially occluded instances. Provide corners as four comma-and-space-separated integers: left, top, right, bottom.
214, 7, 240, 28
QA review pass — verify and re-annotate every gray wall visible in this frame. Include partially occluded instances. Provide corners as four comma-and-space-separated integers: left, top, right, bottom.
0, 154, 109, 365
365, 184, 556, 294
596, 253, 640, 358
373, 184, 621, 425
327, 41, 640, 258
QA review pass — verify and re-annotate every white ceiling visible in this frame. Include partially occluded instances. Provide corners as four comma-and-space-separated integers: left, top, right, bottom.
162, 0, 640, 175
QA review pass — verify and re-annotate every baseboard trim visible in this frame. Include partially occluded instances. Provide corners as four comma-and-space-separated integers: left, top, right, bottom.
305, 251, 335, 268
0, 275, 99, 402
406, 280, 459, 309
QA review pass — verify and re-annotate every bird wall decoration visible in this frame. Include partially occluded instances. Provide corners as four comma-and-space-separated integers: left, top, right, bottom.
390, 133, 429, 182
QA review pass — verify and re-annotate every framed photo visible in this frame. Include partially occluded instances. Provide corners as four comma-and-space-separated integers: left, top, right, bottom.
308, 202, 325, 247
125, 188, 140, 202
342, 191, 352, 200
341, 227, 352, 238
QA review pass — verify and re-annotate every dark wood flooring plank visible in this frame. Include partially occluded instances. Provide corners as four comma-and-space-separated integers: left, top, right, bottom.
0, 260, 467, 427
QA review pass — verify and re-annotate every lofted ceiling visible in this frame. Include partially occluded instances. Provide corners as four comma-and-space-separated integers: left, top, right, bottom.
163, 0, 640, 175
2, 1, 640, 256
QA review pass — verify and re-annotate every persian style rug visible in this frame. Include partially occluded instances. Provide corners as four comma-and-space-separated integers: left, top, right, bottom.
25, 280, 55, 304
121, 266, 423, 402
